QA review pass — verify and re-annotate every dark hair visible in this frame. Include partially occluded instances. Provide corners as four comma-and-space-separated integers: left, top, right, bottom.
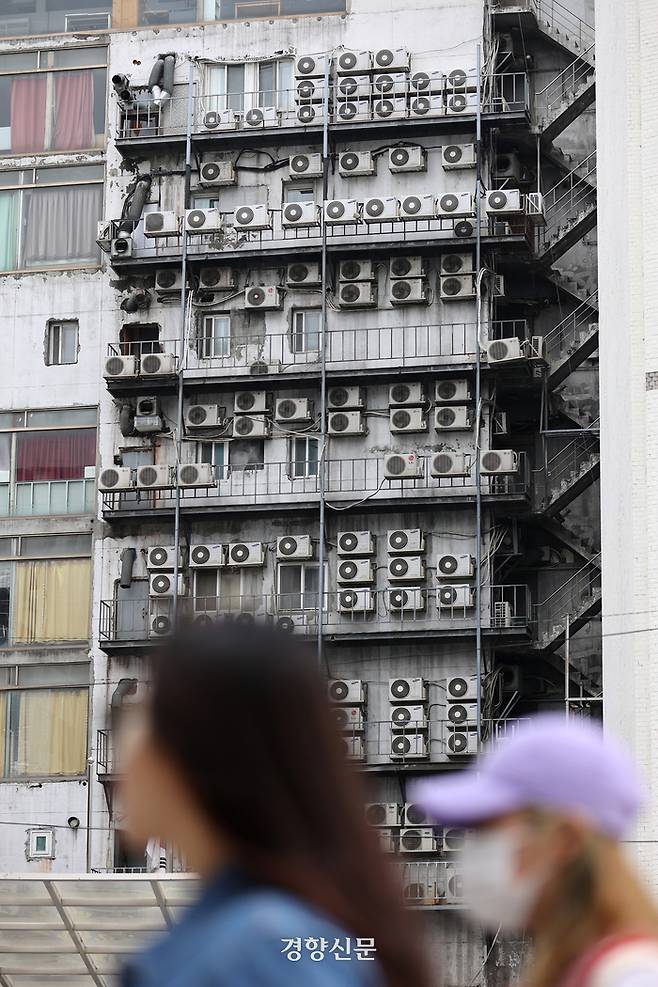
150, 621, 430, 987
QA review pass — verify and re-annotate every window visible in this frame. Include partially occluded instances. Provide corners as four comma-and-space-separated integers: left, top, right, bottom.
27, 829, 55, 859
119, 323, 162, 358
46, 319, 78, 366
230, 440, 264, 470
204, 59, 294, 113
194, 569, 242, 615
291, 310, 321, 354
0, 688, 87, 777
200, 314, 231, 359
285, 184, 316, 204
278, 562, 322, 611
205, 63, 245, 113
258, 60, 293, 110
289, 436, 319, 479
218, 1, 346, 17
199, 441, 230, 480
0, 7, 112, 39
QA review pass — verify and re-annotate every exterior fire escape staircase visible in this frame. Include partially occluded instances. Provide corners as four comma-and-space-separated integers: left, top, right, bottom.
491, 0, 595, 63
539, 421, 600, 519
533, 554, 602, 653
535, 52, 596, 144
537, 151, 597, 264
543, 290, 599, 388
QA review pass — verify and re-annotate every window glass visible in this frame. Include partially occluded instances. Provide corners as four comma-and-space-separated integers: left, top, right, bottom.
291, 310, 321, 354
0, 54, 39, 72
230, 440, 264, 470
226, 64, 245, 111
26, 408, 96, 427
278, 562, 320, 610
35, 165, 105, 184
200, 441, 229, 479
0, 6, 112, 39
52, 48, 107, 68
12, 558, 91, 644
0, 171, 21, 186
219, 0, 346, 17
286, 184, 315, 203
290, 436, 319, 478
258, 62, 275, 106
200, 314, 230, 358
17, 663, 90, 686
46, 319, 78, 366
19, 535, 91, 557
0, 563, 10, 647
194, 569, 218, 612
16, 429, 96, 482
2, 688, 87, 777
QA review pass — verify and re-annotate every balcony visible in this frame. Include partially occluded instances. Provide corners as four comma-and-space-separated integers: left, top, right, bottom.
0, 479, 95, 518
539, 425, 600, 517
533, 555, 601, 653
492, 0, 595, 63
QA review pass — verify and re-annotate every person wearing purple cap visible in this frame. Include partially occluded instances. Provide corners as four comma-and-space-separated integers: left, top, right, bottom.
410, 714, 658, 987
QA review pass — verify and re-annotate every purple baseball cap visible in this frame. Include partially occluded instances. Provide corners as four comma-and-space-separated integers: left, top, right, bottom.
409, 714, 643, 839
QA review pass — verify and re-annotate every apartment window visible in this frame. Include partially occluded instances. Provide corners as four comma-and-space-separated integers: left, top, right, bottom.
217, 1, 346, 16
230, 440, 265, 470
289, 436, 319, 479
199, 441, 230, 480
139, 0, 197, 26
204, 59, 294, 113
0, 688, 87, 777
27, 829, 54, 859
119, 323, 162, 358
0, 164, 103, 273
0, 5, 112, 39
285, 184, 316, 204
194, 569, 242, 615
199, 314, 231, 359
258, 60, 293, 110
205, 63, 246, 113
46, 319, 78, 366
291, 310, 321, 354
277, 562, 322, 611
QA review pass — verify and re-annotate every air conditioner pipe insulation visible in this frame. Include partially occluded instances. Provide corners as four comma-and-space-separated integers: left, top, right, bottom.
119, 548, 137, 589
112, 73, 133, 104
118, 175, 152, 234
149, 54, 175, 108
111, 677, 138, 709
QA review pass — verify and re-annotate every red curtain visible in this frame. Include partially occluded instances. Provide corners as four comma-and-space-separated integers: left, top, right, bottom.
53, 71, 95, 151
11, 75, 47, 153
16, 430, 97, 483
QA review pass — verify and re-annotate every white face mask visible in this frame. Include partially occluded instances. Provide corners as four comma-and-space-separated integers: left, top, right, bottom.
459, 826, 546, 933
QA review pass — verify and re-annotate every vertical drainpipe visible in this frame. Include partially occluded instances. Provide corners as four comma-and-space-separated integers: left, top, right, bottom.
475, 44, 483, 747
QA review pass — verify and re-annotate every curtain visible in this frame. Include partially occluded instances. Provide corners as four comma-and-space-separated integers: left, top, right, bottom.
0, 694, 5, 777
53, 71, 95, 151
13, 559, 91, 644
11, 75, 47, 153
21, 184, 101, 268
15, 689, 87, 776
16, 429, 96, 482
0, 191, 19, 273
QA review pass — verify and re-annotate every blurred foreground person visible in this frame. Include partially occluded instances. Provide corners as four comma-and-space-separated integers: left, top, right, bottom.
120, 622, 429, 987
411, 714, 658, 987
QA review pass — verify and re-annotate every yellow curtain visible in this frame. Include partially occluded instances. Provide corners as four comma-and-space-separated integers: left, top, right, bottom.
13, 559, 91, 644
15, 689, 87, 776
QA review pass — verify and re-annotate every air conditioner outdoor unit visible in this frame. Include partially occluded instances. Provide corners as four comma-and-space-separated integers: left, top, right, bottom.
388, 556, 426, 582
495, 151, 523, 183
435, 379, 471, 403
434, 406, 472, 431
339, 258, 374, 281
334, 74, 368, 99
388, 146, 427, 173
328, 410, 366, 435
140, 353, 177, 376
387, 587, 426, 612
232, 415, 270, 438
149, 609, 173, 639
366, 803, 400, 827
384, 453, 424, 480
177, 463, 216, 488
227, 542, 265, 566
447, 676, 477, 702
388, 529, 424, 554
144, 211, 179, 238
336, 49, 371, 74
339, 151, 375, 177
245, 285, 283, 310
286, 261, 322, 286
189, 544, 225, 567
437, 554, 475, 580
442, 143, 476, 169
233, 204, 272, 231
436, 192, 474, 219
430, 452, 471, 477
390, 256, 425, 279
445, 65, 477, 91
110, 236, 133, 261
275, 613, 317, 634
373, 97, 407, 120
526, 192, 546, 225
485, 189, 523, 215
399, 828, 436, 853
529, 335, 547, 359
296, 104, 319, 124
185, 404, 222, 431
373, 47, 410, 71
447, 732, 479, 758
199, 160, 236, 186
335, 100, 371, 122
455, 219, 477, 239
328, 679, 365, 704
337, 531, 375, 556
447, 702, 477, 729
445, 92, 479, 115
289, 152, 323, 178
437, 585, 475, 609
338, 589, 375, 613
389, 279, 428, 306
328, 386, 365, 409
296, 77, 328, 102
441, 252, 473, 276
136, 465, 172, 489
155, 269, 182, 293
409, 95, 444, 118
363, 196, 400, 223
198, 266, 236, 290
389, 382, 424, 406
390, 677, 426, 703
332, 706, 365, 732
403, 802, 433, 827
444, 829, 465, 852
97, 221, 112, 249
274, 398, 314, 423
104, 355, 137, 378
276, 535, 313, 560
337, 282, 378, 308
98, 467, 133, 491
203, 109, 239, 131
493, 601, 514, 628
409, 69, 443, 94
480, 449, 519, 475
373, 71, 409, 96
296, 53, 331, 77
150, 573, 185, 598
390, 735, 428, 760
389, 408, 427, 433
343, 736, 365, 760
185, 208, 222, 233
243, 106, 279, 128
400, 194, 436, 221
324, 199, 361, 225
486, 337, 523, 363
282, 202, 320, 228
146, 546, 182, 570
440, 274, 476, 300
234, 390, 268, 414
337, 559, 375, 584
391, 705, 427, 731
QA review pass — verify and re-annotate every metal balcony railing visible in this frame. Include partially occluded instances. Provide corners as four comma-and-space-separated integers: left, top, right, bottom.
482, 72, 530, 115
535, 50, 595, 127
543, 423, 599, 499
493, 0, 594, 55
0, 479, 95, 518
533, 555, 601, 646
543, 292, 598, 366
539, 151, 597, 251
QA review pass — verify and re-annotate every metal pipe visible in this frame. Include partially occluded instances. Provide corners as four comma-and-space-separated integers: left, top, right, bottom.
475, 44, 484, 748
565, 612, 571, 718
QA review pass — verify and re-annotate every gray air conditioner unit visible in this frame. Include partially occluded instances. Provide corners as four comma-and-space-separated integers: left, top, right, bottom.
337, 531, 375, 556
104, 355, 137, 378
150, 573, 186, 598
388, 529, 425, 554
363, 197, 399, 223
147, 546, 182, 571
335, 99, 371, 123
337, 559, 375, 585
486, 338, 524, 363
282, 202, 320, 228
434, 406, 473, 431
480, 450, 519, 475
286, 261, 321, 286
276, 535, 313, 560
140, 353, 177, 376
336, 49, 371, 75
185, 404, 222, 431
437, 554, 475, 580
387, 588, 426, 612
389, 408, 428, 433
337, 282, 378, 308
442, 143, 476, 170
185, 208, 221, 233
289, 152, 323, 178
436, 192, 474, 219
338, 589, 375, 613
389, 382, 425, 406
155, 269, 182, 293
441, 252, 473, 276
203, 109, 239, 131
400, 194, 436, 220
388, 146, 427, 173
199, 161, 237, 186
177, 464, 216, 488
227, 542, 265, 566
485, 189, 523, 215
296, 104, 319, 125
336, 74, 371, 99
430, 452, 470, 477
328, 386, 365, 409
295, 53, 332, 78
136, 465, 172, 489
366, 803, 400, 827
274, 398, 314, 423
390, 735, 429, 760
234, 391, 268, 414
339, 258, 374, 281
144, 211, 179, 238
445, 92, 479, 115
98, 467, 133, 491
199, 266, 236, 290
373, 97, 407, 120
373, 47, 410, 71
384, 453, 424, 480
373, 72, 409, 96
232, 415, 270, 438
435, 378, 472, 403
233, 205, 272, 231
296, 77, 328, 102
324, 199, 361, 225
440, 275, 476, 300
110, 236, 133, 260
389, 279, 428, 306
328, 411, 366, 436
388, 556, 426, 582
328, 678, 365, 704
189, 544, 225, 567
339, 151, 376, 177
437, 584, 475, 609
243, 106, 278, 129
409, 95, 444, 118
390, 256, 425, 279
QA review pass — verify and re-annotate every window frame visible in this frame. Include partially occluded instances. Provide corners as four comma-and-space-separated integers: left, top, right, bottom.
46, 319, 79, 366
288, 435, 320, 479
27, 828, 55, 859
198, 440, 230, 479
193, 567, 244, 615
0, 686, 89, 780
199, 312, 232, 359
204, 57, 294, 113
277, 561, 327, 612
290, 308, 321, 355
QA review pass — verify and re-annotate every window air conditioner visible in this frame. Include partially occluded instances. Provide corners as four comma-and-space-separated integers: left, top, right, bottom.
203, 109, 239, 131
388, 556, 426, 582
442, 143, 476, 170
484, 189, 523, 215
389, 408, 428, 433
289, 152, 323, 178
243, 106, 278, 128
430, 452, 471, 477
276, 535, 313, 560
274, 398, 314, 423
328, 386, 365, 409
390, 735, 428, 760
98, 467, 133, 491
445, 92, 479, 115
403, 802, 433, 827
437, 554, 475, 580
362, 197, 399, 223
480, 449, 519, 475
387, 587, 426, 612
389, 279, 428, 306
150, 573, 186, 598
335, 99, 371, 122
337, 531, 375, 556
155, 269, 182, 293
233, 204, 272, 231
440, 275, 476, 300
199, 160, 237, 187
324, 199, 361, 224
189, 544, 226, 567
339, 151, 375, 177
434, 406, 473, 431
373, 97, 407, 120
343, 736, 365, 760
177, 463, 216, 488
399, 828, 436, 853
140, 353, 177, 376
338, 589, 375, 613
110, 236, 133, 260
436, 192, 474, 219
104, 355, 137, 378
337, 559, 375, 584
366, 803, 400, 827
388, 529, 424, 554
144, 212, 179, 238
337, 282, 378, 308
486, 337, 524, 363
435, 378, 472, 403
388, 146, 427, 173
146, 546, 182, 570
328, 679, 365, 704
399, 194, 436, 220
328, 410, 366, 436
295, 53, 332, 78
390, 256, 425, 279
384, 453, 424, 480
447, 676, 478, 702
136, 465, 172, 489
389, 677, 426, 703
286, 261, 321, 286
332, 706, 365, 732
437, 585, 475, 609
373, 71, 409, 96
245, 285, 283, 310
389, 382, 424, 406
391, 705, 427, 731
409, 95, 444, 118
234, 391, 268, 414
232, 415, 270, 438
338, 258, 374, 281
227, 542, 265, 566
336, 49, 371, 74
282, 202, 320, 228
185, 404, 222, 431
185, 208, 221, 233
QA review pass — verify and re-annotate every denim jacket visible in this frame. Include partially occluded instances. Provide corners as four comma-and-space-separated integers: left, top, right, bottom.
121, 867, 384, 987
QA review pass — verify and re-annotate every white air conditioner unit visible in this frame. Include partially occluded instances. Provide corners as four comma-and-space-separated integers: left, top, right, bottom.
403, 802, 433, 827
436, 192, 474, 219
198, 266, 236, 290
275, 613, 317, 634
232, 415, 270, 438
387, 587, 426, 612
442, 143, 476, 170
400, 194, 436, 220
337, 558, 375, 584
390, 734, 428, 760
437, 585, 475, 609
389, 408, 427, 433
328, 410, 366, 435
149, 606, 172, 639
447, 702, 477, 729
104, 355, 137, 378
409, 95, 444, 118
388, 529, 424, 554
484, 189, 523, 215
435, 379, 472, 403
275, 398, 314, 423
337, 531, 375, 556
486, 337, 523, 363
296, 53, 332, 77
296, 104, 319, 125
409, 69, 443, 94
243, 106, 278, 129
96, 221, 112, 249
337, 282, 377, 308
399, 828, 436, 853
444, 829, 466, 853
339, 151, 375, 177
391, 705, 427, 730
384, 453, 424, 480
388, 556, 425, 582
144, 211, 179, 238
324, 199, 361, 224
233, 204, 272, 231
98, 467, 133, 491
335, 99, 371, 123
328, 679, 365, 704
328, 386, 365, 410
185, 208, 222, 233
445, 92, 479, 115
343, 736, 365, 760
110, 236, 133, 260
234, 390, 268, 414
366, 803, 400, 827
289, 152, 323, 178
332, 706, 365, 732
199, 160, 236, 187
390, 256, 425, 279
185, 404, 222, 431
373, 71, 409, 96
276, 535, 313, 560
373, 97, 407, 120
528, 335, 546, 359
245, 285, 283, 310
140, 353, 177, 376
526, 192, 546, 225
177, 463, 215, 488
286, 261, 321, 286
189, 544, 225, 567
389, 677, 426, 703
437, 554, 475, 580
373, 47, 410, 71
447, 732, 479, 758
493, 601, 514, 628
389, 382, 424, 406
282, 201, 320, 228
389, 279, 428, 306
136, 465, 172, 489
150, 573, 185, 598
334, 74, 369, 100
447, 676, 477, 702
336, 49, 371, 74
203, 109, 239, 131
338, 258, 373, 281
388, 146, 427, 173
441, 253, 474, 277
146, 546, 182, 570
338, 589, 375, 613
155, 269, 182, 293
227, 542, 265, 566
440, 274, 476, 300
363, 196, 400, 223
480, 449, 518, 475
434, 406, 473, 431
296, 77, 328, 102
430, 452, 471, 477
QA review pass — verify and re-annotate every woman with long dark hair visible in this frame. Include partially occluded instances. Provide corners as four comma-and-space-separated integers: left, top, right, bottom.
119, 621, 430, 987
